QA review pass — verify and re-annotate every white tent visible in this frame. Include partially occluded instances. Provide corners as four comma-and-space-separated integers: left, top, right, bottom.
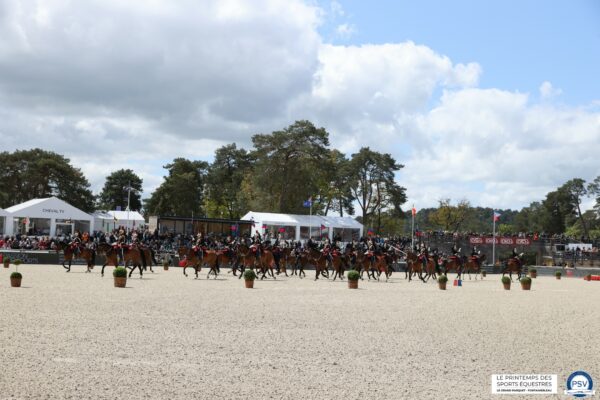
4, 197, 93, 236
241, 211, 363, 242
0, 208, 8, 236
107, 210, 146, 231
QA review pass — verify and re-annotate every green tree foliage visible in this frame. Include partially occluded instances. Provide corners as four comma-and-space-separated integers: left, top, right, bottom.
0, 148, 94, 211
346, 147, 406, 230
144, 158, 208, 217
204, 144, 253, 219
317, 150, 355, 217
97, 169, 143, 211
247, 120, 331, 213
428, 199, 471, 232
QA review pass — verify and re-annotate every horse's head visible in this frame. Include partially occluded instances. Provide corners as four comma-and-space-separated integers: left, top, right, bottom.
177, 246, 188, 258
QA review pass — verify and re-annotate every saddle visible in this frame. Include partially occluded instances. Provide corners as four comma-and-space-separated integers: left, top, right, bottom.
449, 255, 460, 261
469, 256, 479, 262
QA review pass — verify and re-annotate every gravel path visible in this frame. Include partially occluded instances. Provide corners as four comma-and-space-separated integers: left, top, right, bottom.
0, 265, 598, 399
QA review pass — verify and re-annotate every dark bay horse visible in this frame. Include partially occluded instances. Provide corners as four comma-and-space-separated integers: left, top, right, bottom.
97, 243, 148, 278
53, 240, 96, 272
502, 255, 523, 281
306, 248, 330, 280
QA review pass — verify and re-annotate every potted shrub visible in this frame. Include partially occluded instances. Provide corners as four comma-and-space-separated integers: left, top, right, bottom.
113, 267, 128, 288
162, 260, 169, 271
437, 274, 448, 290
2, 256, 9, 268
520, 276, 532, 290
528, 268, 537, 278
10, 271, 22, 287
481, 270, 487, 278
555, 271, 562, 280
584, 274, 592, 281
243, 269, 256, 288
347, 270, 360, 289
501, 276, 511, 290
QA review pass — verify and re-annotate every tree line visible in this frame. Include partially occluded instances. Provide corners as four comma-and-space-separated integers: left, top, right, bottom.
2, 120, 598, 238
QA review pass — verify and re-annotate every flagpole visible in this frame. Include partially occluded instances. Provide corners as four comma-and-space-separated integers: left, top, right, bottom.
492, 212, 496, 267
411, 204, 415, 249
309, 200, 312, 241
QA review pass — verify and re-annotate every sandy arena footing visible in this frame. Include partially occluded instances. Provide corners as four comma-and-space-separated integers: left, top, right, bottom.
0, 265, 598, 399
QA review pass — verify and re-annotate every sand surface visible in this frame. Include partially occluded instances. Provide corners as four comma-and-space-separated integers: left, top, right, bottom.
0, 265, 599, 399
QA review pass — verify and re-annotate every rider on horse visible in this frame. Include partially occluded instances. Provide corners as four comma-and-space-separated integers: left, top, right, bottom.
70, 230, 82, 255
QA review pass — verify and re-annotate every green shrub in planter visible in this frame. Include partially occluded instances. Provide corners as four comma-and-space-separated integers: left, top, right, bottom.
347, 270, 360, 281
10, 272, 22, 279
437, 275, 448, 283
555, 271, 562, 277
243, 269, 257, 281
501, 276, 511, 284
113, 267, 128, 278
520, 277, 532, 284
528, 268, 537, 274
13, 259, 22, 265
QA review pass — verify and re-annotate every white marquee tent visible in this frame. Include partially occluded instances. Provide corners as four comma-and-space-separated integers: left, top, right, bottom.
93, 210, 146, 232
0, 208, 8, 236
4, 197, 93, 237
241, 211, 363, 242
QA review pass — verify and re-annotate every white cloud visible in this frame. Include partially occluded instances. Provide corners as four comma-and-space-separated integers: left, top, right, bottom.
335, 23, 356, 39
0, 0, 598, 211
539, 81, 562, 100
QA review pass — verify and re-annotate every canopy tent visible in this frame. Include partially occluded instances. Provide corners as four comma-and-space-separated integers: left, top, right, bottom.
0, 208, 8, 236
4, 197, 93, 237
240, 211, 363, 242
105, 210, 146, 231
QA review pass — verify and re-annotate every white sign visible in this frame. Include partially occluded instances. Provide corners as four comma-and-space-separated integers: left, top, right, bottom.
492, 374, 557, 395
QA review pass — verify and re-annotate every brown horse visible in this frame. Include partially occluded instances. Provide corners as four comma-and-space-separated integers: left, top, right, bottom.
179, 246, 220, 279
289, 251, 308, 278
96, 243, 146, 278
422, 253, 441, 282
306, 248, 330, 280
464, 254, 486, 280
53, 240, 96, 272
502, 255, 523, 281
257, 247, 276, 280
441, 255, 463, 279
405, 251, 425, 282
236, 244, 259, 279
330, 251, 347, 281
273, 247, 290, 277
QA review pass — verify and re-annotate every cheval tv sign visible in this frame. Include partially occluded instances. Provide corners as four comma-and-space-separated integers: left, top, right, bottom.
469, 236, 532, 246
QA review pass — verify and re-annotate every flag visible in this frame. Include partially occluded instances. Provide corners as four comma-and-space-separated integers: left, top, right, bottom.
303, 196, 313, 207
23, 218, 29, 225
367, 228, 374, 235
411, 206, 416, 216
320, 224, 326, 230
278, 227, 285, 233
230, 225, 238, 231
493, 211, 501, 222
262, 224, 267, 229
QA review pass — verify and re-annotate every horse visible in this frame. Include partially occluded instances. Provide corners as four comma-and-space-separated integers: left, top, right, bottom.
178, 246, 220, 279
330, 250, 347, 281
355, 250, 379, 280
502, 254, 523, 281
273, 246, 290, 277
53, 239, 96, 273
236, 244, 259, 279
441, 254, 463, 279
464, 254, 486, 280
422, 253, 441, 282
96, 242, 146, 278
405, 251, 425, 282
289, 250, 308, 279
372, 253, 393, 281
306, 248, 330, 280
256, 247, 276, 280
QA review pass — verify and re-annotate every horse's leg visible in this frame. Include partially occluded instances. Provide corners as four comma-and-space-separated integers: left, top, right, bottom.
101, 263, 107, 277
183, 265, 188, 277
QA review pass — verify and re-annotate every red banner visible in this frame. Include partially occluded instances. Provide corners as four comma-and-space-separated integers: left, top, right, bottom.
469, 237, 531, 246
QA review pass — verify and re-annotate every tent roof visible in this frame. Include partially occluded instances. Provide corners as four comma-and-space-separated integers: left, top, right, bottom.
5, 197, 92, 220
0, 207, 8, 217
241, 211, 362, 229
108, 210, 145, 222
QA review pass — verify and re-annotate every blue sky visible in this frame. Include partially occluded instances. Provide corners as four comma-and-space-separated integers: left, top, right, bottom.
321, 0, 600, 105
